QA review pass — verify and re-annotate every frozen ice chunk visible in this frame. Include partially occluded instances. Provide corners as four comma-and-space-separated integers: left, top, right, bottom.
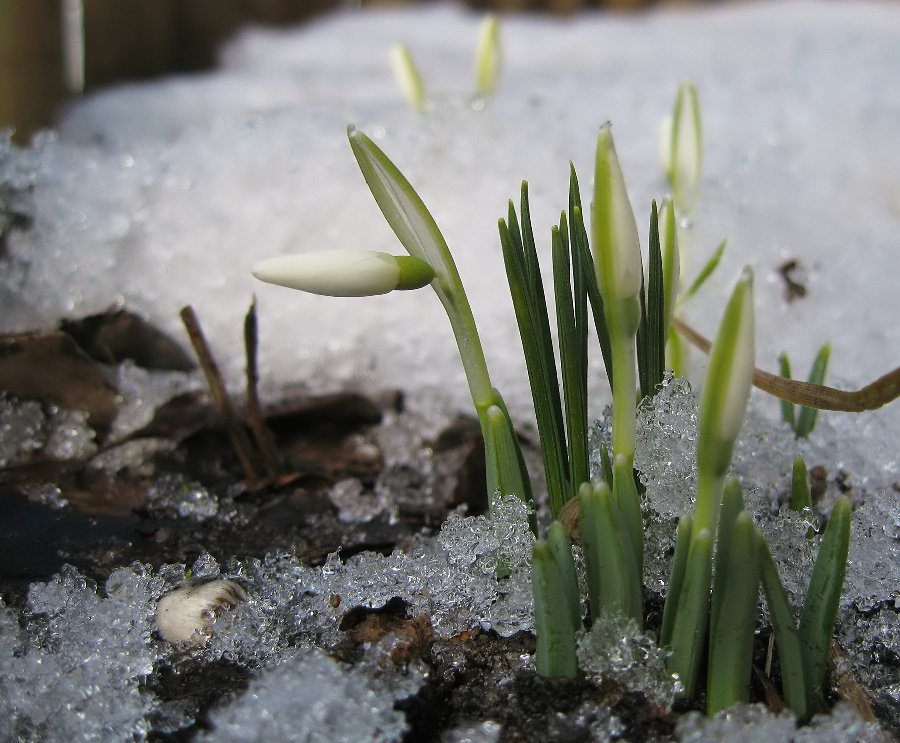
634, 375, 699, 519
576, 611, 683, 710
0, 565, 164, 742
844, 492, 899, 612
0, 394, 96, 467
201, 649, 408, 743
676, 701, 892, 743
110, 361, 203, 440
146, 472, 219, 520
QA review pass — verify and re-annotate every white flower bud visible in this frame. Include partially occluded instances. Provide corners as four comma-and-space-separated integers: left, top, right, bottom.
698, 268, 755, 471
592, 123, 643, 307
390, 44, 426, 112
664, 79, 703, 214
474, 15, 501, 97
252, 250, 433, 297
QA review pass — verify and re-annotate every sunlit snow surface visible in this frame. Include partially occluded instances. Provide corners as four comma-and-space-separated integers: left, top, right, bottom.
1, 1, 899, 740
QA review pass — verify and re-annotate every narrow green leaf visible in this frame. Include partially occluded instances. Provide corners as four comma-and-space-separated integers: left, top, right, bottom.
547, 521, 582, 634
661, 514, 693, 648
533, 540, 578, 678
707, 511, 760, 716
795, 343, 831, 438
799, 496, 851, 703
758, 529, 809, 717
637, 201, 665, 399
569, 169, 613, 389
554, 216, 589, 498
791, 457, 812, 513
667, 527, 714, 697
682, 238, 727, 302
779, 353, 796, 430
498, 199, 569, 517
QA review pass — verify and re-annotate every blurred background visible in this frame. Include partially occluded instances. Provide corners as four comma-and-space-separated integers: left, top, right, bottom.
1, 0, 720, 143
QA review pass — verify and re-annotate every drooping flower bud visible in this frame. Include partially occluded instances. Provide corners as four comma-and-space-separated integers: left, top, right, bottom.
252, 250, 434, 297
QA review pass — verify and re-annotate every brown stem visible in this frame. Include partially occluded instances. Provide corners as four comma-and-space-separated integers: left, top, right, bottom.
243, 298, 284, 476
672, 317, 900, 412
180, 305, 261, 481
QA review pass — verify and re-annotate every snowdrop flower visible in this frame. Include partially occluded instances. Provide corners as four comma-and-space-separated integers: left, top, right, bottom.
592, 122, 643, 316
660, 79, 703, 215
698, 267, 755, 470
252, 250, 434, 297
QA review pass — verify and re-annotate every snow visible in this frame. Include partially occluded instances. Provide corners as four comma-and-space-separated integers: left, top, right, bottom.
0, 1, 898, 740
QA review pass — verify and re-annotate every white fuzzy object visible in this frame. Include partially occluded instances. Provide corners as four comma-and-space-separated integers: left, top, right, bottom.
155, 580, 247, 646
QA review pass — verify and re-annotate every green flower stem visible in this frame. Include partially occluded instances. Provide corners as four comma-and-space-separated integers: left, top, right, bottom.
758, 528, 809, 717
348, 127, 534, 519
800, 496, 851, 703
591, 123, 643, 466
348, 126, 495, 411
707, 510, 760, 716
613, 452, 643, 580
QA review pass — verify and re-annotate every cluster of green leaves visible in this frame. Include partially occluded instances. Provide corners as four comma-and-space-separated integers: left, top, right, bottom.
780, 344, 831, 438
251, 96, 852, 719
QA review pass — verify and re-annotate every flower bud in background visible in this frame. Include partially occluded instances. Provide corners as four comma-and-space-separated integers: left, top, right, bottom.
660, 79, 703, 215
474, 15, 501, 97
252, 250, 434, 297
390, 44, 427, 113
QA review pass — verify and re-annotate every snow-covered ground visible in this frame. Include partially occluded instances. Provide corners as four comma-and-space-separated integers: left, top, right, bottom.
0, 2, 898, 740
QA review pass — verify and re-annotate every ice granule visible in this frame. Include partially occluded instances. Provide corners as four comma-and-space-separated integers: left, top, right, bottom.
146, 472, 219, 520
676, 701, 892, 743
441, 720, 503, 743
109, 361, 203, 440
200, 649, 408, 743
329, 477, 390, 524
676, 703, 797, 742
210, 496, 535, 668
754, 507, 817, 608
633, 375, 699, 519
0, 394, 97, 466
576, 611, 683, 710
844, 492, 899, 612
0, 564, 165, 742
